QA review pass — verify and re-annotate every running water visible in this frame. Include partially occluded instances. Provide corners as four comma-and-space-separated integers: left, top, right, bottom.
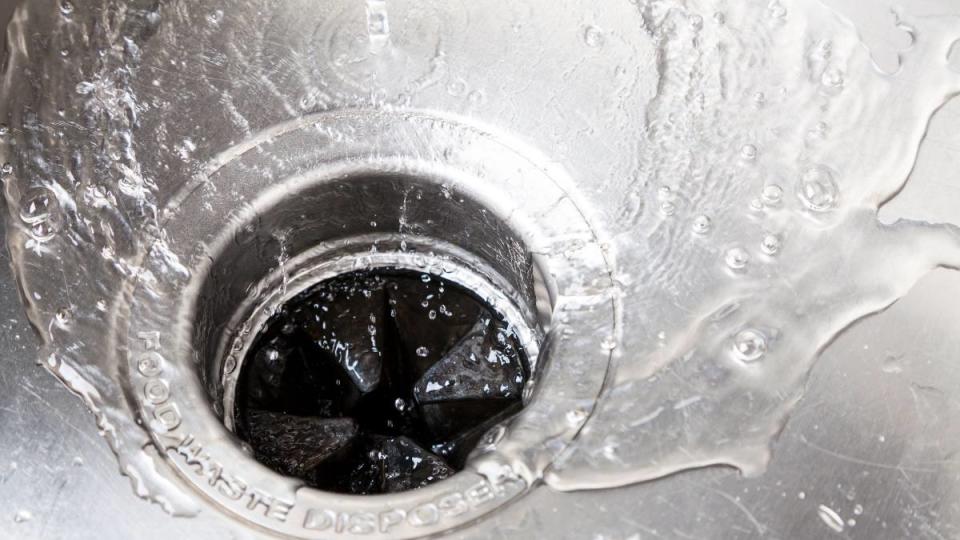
1, 0, 959, 517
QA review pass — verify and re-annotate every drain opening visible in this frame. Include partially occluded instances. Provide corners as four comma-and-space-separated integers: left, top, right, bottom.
234, 268, 529, 495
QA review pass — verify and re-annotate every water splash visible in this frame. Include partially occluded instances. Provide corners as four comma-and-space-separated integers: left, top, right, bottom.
541, 0, 960, 489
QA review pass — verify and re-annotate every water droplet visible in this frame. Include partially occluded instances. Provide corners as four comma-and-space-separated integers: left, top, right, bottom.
13, 510, 32, 523
762, 184, 783, 205
692, 215, 712, 235
416, 346, 429, 357
817, 504, 845, 533
75, 81, 95, 95
19, 188, 56, 224
724, 247, 750, 270
768, 0, 787, 19
566, 408, 588, 425
820, 68, 845, 94
71, 456, 84, 467
601, 336, 617, 351
881, 353, 903, 373
733, 328, 767, 363
659, 200, 676, 217
761, 234, 781, 255
394, 398, 407, 411
207, 9, 224, 26
583, 25, 605, 48
420, 274, 431, 283
740, 144, 758, 160
467, 90, 485, 105
797, 166, 839, 212
30, 220, 59, 242
55, 307, 71, 326
447, 79, 468, 97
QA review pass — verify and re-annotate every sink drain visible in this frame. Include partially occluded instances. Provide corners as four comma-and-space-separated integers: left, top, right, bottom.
120, 110, 615, 538
234, 269, 529, 494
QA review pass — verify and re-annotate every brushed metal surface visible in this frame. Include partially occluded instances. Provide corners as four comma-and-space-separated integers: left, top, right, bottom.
1, 0, 959, 538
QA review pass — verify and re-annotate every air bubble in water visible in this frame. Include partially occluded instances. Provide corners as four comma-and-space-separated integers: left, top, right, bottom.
0, 124, 8, 137
724, 247, 750, 270
59, 0, 73, 16
416, 346, 429, 357
797, 166, 839, 212
740, 144, 758, 160
733, 329, 767, 363
0, 163, 12, 176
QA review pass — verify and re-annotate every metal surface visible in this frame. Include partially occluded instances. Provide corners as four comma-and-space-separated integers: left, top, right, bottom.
2, 0, 960, 538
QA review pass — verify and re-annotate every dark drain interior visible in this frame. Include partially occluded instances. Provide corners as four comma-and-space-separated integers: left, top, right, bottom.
234, 269, 529, 494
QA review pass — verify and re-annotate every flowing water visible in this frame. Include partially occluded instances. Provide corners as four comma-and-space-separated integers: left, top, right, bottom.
2, 0, 960, 524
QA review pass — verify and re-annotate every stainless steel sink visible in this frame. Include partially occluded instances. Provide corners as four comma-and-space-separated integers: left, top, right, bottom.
2, 0, 960, 538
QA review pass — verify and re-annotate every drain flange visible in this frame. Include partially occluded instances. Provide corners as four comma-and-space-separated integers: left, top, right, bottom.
122, 110, 615, 539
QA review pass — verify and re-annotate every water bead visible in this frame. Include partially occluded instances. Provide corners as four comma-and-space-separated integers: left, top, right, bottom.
733, 329, 767, 362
